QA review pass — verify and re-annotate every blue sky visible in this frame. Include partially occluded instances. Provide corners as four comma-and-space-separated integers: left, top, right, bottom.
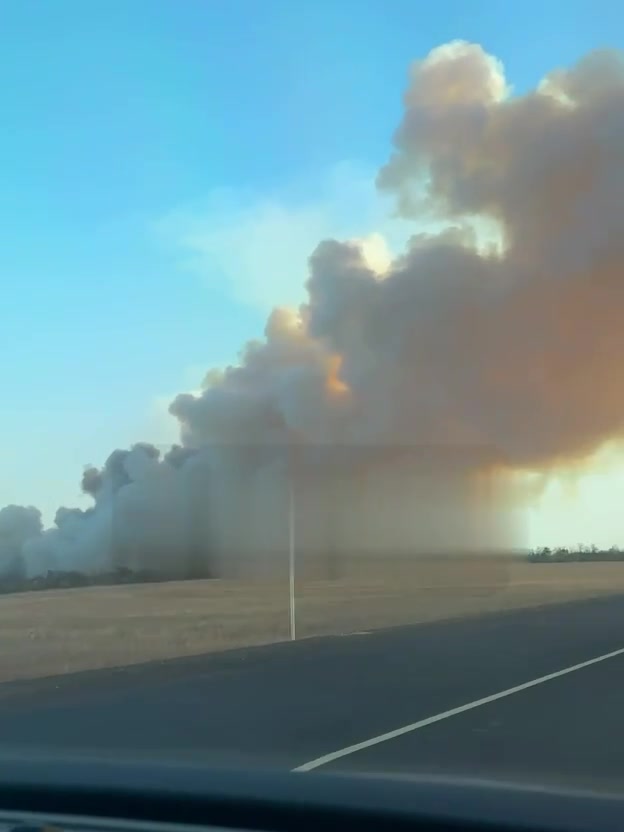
2, 0, 623, 533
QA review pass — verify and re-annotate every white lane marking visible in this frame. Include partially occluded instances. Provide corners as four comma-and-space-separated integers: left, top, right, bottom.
293, 645, 624, 772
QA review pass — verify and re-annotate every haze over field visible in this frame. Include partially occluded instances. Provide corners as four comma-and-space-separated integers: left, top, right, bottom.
3, 41, 624, 578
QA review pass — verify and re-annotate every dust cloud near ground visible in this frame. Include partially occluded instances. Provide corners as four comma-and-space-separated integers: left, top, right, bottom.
1, 560, 623, 684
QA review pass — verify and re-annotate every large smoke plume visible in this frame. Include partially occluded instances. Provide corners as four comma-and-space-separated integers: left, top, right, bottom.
3, 41, 624, 578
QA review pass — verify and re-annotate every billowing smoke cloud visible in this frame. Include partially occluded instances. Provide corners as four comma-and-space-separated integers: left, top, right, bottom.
0, 506, 42, 577
3, 41, 624, 577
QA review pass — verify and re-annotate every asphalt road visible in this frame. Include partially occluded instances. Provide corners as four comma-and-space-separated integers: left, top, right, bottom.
1, 593, 624, 790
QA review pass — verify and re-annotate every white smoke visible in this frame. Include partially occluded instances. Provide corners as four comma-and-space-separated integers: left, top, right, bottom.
4, 41, 624, 578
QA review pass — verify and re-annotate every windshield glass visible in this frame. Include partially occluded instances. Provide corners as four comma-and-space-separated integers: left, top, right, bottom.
2, 0, 624, 792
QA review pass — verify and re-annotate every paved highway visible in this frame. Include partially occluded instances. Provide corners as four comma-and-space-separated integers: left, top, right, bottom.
1, 594, 623, 790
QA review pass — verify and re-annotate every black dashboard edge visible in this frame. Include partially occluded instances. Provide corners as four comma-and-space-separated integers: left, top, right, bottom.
0, 756, 620, 832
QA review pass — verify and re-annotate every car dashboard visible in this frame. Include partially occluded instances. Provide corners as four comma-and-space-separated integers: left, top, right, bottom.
0, 755, 621, 832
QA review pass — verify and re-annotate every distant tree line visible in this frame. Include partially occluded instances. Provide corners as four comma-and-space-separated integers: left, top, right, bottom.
528, 545, 624, 562
1, 547, 623, 598
0, 567, 173, 597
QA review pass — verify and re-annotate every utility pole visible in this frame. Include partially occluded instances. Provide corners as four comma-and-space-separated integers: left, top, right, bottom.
288, 472, 296, 641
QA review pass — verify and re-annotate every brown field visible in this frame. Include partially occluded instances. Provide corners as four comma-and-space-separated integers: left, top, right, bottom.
1, 558, 624, 684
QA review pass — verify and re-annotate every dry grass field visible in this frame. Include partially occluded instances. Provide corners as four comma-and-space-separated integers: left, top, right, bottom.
1, 558, 623, 683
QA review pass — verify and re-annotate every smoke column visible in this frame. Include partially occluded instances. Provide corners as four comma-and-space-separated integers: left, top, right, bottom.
3, 41, 624, 577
